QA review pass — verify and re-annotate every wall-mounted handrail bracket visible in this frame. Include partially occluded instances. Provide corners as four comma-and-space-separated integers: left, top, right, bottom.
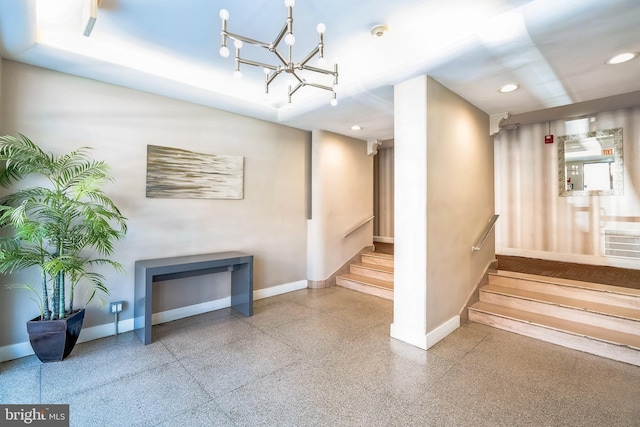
343, 215, 375, 239
472, 214, 499, 251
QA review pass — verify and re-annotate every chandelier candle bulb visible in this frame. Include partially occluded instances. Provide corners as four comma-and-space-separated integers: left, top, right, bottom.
285, 1, 295, 46
220, 9, 229, 57
285, 32, 296, 46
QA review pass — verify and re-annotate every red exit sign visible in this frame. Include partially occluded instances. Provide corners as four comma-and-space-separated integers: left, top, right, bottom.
602, 148, 614, 156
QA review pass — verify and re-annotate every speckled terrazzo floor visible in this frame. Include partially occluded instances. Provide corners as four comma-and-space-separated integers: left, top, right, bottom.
1, 286, 639, 426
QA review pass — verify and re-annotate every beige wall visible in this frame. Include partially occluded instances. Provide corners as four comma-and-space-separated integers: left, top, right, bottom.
0, 60, 310, 348
392, 75, 494, 349
307, 130, 373, 283
495, 106, 640, 268
374, 146, 394, 239
425, 77, 494, 332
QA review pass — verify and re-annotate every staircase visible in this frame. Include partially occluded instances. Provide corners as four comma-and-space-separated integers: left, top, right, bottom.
336, 251, 394, 300
468, 270, 640, 366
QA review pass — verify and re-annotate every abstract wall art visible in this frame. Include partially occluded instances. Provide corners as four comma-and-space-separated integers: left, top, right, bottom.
146, 145, 244, 199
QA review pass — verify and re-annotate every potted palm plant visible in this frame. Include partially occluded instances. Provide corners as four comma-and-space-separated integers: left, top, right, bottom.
0, 134, 127, 362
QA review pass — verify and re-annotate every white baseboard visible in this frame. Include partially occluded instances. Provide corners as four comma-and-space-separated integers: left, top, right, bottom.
0, 280, 308, 363
151, 297, 232, 325
426, 316, 460, 349
0, 341, 34, 363
78, 318, 136, 342
254, 280, 307, 299
390, 315, 460, 351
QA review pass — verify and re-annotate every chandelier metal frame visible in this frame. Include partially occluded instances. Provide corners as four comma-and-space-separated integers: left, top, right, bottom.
218, 0, 339, 106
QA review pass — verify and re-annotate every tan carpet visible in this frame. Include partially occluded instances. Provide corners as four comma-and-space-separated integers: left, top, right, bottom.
368, 247, 638, 290
496, 255, 640, 290
373, 242, 394, 255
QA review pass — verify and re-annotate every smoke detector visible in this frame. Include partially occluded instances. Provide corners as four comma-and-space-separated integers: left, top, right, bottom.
370, 25, 389, 37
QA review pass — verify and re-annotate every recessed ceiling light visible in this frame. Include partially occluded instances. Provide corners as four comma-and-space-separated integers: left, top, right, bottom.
498, 83, 519, 93
351, 125, 363, 131
606, 52, 639, 64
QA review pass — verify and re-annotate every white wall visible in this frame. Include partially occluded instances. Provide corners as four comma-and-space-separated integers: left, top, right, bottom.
392, 76, 494, 349
307, 130, 373, 284
0, 60, 310, 351
392, 76, 429, 349
495, 107, 640, 268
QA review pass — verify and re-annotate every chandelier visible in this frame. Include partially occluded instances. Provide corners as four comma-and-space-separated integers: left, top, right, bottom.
218, 0, 339, 106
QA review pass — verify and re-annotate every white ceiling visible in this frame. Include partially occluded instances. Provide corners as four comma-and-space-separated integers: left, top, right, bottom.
1, 0, 639, 141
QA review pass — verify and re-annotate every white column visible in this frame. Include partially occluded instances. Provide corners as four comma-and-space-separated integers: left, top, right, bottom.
390, 76, 428, 349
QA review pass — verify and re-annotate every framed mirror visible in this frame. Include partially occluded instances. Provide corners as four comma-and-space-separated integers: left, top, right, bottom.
558, 127, 623, 197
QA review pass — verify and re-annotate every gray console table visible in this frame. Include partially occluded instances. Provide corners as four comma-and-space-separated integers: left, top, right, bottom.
134, 251, 253, 345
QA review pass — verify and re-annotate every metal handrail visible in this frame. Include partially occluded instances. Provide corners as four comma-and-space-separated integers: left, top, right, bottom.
472, 214, 499, 251
343, 215, 375, 239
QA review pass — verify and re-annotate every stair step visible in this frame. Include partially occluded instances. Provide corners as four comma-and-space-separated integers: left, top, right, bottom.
488, 271, 640, 310
361, 252, 394, 268
350, 262, 394, 281
336, 273, 393, 300
469, 301, 640, 366
480, 284, 640, 336
337, 273, 393, 290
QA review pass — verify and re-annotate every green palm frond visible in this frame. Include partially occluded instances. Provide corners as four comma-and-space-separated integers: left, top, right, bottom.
0, 134, 52, 185
6, 283, 44, 318
0, 134, 127, 319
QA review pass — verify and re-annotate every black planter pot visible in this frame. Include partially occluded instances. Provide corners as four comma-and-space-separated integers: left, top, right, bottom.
26, 309, 85, 363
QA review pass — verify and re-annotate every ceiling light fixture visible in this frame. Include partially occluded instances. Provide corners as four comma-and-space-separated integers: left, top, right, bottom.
498, 83, 519, 93
351, 125, 362, 131
606, 52, 639, 65
218, 0, 339, 106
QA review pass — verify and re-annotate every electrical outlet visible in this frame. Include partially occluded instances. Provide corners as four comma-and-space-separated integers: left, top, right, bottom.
109, 301, 124, 313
